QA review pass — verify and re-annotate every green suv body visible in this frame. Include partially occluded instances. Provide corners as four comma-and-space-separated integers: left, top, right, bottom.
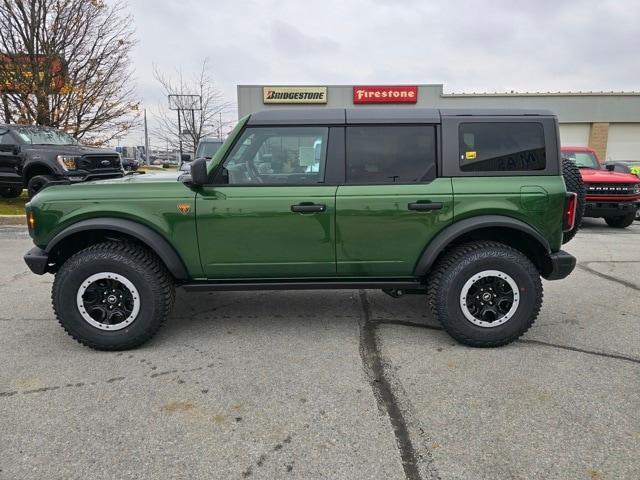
24, 108, 577, 350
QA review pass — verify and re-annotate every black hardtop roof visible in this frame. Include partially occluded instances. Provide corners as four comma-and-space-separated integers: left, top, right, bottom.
247, 107, 556, 125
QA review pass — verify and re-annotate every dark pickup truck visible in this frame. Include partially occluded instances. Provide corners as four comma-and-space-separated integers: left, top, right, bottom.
0, 124, 123, 199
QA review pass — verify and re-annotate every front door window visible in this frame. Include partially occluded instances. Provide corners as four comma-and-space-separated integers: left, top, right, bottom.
220, 127, 328, 185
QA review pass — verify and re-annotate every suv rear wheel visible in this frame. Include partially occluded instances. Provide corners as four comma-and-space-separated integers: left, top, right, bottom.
52, 241, 175, 350
604, 213, 635, 228
427, 241, 542, 347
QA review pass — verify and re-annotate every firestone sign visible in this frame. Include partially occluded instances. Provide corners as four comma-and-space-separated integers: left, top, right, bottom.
353, 85, 418, 104
263, 86, 327, 104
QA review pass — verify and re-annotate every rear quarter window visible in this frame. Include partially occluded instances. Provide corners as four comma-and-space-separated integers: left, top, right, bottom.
459, 122, 546, 172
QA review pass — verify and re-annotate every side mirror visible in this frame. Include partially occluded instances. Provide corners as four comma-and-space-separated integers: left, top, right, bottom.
189, 157, 208, 186
181, 153, 191, 162
607, 162, 631, 174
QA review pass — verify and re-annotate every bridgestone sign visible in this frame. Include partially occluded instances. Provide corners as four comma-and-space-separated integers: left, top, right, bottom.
263, 86, 327, 104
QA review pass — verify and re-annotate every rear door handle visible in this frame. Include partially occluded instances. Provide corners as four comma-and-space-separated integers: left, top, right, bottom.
408, 201, 443, 211
291, 203, 326, 213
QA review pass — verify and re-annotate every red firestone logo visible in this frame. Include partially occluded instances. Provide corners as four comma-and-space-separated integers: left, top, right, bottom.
353, 86, 418, 104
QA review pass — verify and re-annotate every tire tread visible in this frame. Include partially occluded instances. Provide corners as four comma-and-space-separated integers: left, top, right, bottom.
427, 241, 543, 347
52, 241, 175, 350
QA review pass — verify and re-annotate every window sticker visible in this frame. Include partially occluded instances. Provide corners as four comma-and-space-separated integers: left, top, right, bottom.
298, 146, 316, 166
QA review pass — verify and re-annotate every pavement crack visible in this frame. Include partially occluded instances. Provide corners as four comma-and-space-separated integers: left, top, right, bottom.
357, 291, 439, 480
240, 434, 293, 478
518, 339, 640, 365
577, 263, 640, 291
375, 319, 443, 331
374, 318, 639, 365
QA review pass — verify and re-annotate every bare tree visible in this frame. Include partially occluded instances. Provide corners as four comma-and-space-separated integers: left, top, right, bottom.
152, 59, 233, 157
0, 0, 139, 144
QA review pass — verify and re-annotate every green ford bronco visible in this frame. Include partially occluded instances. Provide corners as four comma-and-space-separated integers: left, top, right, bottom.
24, 108, 580, 350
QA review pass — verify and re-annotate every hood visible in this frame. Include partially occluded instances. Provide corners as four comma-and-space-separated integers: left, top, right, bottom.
579, 168, 639, 184
84, 171, 182, 185
30, 170, 189, 204
23, 144, 118, 156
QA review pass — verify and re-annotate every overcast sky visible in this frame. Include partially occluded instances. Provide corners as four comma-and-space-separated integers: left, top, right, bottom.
121, 0, 640, 146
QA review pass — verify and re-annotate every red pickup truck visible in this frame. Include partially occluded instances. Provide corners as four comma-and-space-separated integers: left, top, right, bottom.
561, 146, 640, 227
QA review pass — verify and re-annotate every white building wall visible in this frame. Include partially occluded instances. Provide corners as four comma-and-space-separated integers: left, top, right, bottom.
559, 124, 590, 147
605, 124, 640, 160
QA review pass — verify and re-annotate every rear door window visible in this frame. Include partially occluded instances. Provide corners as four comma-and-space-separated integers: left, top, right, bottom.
346, 125, 436, 184
459, 122, 546, 172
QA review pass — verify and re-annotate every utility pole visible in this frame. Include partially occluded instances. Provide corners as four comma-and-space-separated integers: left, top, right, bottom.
168, 95, 200, 163
177, 109, 182, 162
143, 109, 150, 166
191, 108, 196, 157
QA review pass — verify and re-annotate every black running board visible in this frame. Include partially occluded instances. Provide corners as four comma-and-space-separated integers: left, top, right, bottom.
181, 280, 424, 292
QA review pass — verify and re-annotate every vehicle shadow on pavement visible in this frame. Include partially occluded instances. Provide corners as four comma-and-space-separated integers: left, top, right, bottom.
159, 289, 445, 344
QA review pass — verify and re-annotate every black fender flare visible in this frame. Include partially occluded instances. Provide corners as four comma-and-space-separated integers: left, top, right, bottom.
413, 215, 551, 276
45, 217, 189, 280
23, 161, 55, 182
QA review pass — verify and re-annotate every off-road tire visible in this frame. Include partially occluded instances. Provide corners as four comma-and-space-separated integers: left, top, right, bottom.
604, 213, 635, 228
561, 157, 585, 244
52, 241, 175, 351
427, 241, 542, 347
27, 174, 55, 199
0, 187, 22, 198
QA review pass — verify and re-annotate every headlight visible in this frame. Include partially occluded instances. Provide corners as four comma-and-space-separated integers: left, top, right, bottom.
633, 184, 640, 195
56, 155, 80, 171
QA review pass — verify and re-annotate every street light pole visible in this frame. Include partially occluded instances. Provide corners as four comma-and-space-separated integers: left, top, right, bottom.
144, 109, 150, 166
177, 109, 183, 162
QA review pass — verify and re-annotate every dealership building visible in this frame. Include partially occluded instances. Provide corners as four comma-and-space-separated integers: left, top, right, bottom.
237, 84, 640, 161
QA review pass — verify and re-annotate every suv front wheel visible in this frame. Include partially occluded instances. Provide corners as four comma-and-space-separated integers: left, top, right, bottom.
52, 241, 175, 350
27, 174, 55, 199
604, 213, 635, 228
427, 241, 542, 347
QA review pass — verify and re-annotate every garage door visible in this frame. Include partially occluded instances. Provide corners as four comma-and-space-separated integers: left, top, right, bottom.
559, 124, 590, 147
606, 124, 640, 161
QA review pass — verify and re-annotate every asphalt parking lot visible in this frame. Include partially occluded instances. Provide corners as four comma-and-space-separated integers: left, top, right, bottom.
1, 219, 638, 480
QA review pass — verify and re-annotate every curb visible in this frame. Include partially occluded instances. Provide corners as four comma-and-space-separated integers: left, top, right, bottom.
0, 215, 26, 226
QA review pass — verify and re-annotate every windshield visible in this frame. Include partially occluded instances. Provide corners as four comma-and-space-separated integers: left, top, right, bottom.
196, 141, 222, 159
563, 151, 599, 169
14, 126, 77, 145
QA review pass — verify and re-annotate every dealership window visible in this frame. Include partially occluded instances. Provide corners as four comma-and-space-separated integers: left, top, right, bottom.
220, 127, 328, 185
459, 122, 546, 172
346, 126, 436, 184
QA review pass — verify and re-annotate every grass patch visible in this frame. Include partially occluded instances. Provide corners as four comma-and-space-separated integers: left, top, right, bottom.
0, 190, 27, 215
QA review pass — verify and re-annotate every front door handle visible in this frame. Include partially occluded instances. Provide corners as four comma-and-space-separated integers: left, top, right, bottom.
408, 201, 443, 211
291, 203, 326, 213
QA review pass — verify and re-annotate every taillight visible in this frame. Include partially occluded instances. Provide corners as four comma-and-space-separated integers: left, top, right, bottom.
563, 193, 577, 232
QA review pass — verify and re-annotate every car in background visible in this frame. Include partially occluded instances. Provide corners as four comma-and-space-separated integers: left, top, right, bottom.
603, 160, 640, 220
179, 137, 224, 172
562, 146, 640, 227
0, 124, 123, 199
604, 160, 640, 177
120, 156, 140, 172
